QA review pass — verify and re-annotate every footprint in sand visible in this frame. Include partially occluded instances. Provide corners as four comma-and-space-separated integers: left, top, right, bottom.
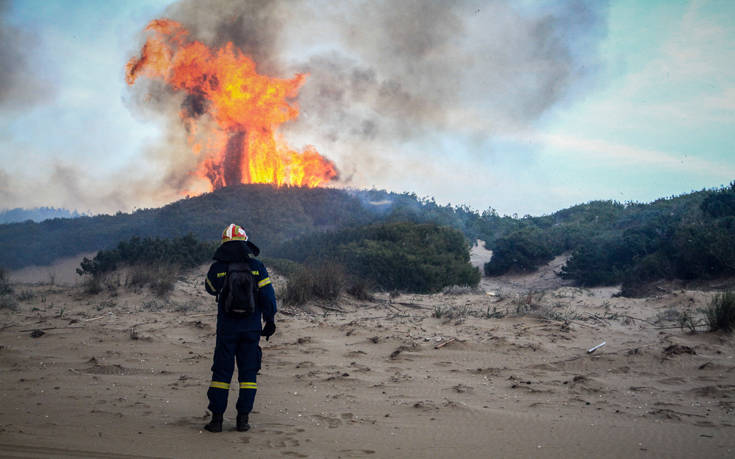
450, 384, 473, 393
267, 438, 300, 448
311, 414, 342, 428
339, 449, 376, 456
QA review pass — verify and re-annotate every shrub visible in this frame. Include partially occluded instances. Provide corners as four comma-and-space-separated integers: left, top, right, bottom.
82, 275, 104, 295
283, 263, 345, 305
701, 188, 735, 218
77, 234, 214, 277
0, 295, 17, 311
346, 279, 374, 301
260, 257, 302, 277
705, 291, 735, 333
150, 277, 175, 298
0, 268, 12, 295
485, 226, 555, 276
678, 310, 699, 334
432, 304, 469, 320
16, 289, 34, 302
79, 270, 121, 295
127, 263, 177, 297
276, 222, 480, 293
620, 252, 674, 296
670, 223, 735, 280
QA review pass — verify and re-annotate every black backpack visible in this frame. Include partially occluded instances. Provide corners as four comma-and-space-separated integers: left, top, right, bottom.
220, 262, 258, 317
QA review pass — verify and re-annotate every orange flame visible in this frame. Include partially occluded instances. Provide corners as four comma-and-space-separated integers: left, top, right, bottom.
126, 19, 337, 190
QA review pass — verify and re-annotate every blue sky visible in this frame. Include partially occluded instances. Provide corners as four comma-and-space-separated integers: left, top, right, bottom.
0, 0, 732, 215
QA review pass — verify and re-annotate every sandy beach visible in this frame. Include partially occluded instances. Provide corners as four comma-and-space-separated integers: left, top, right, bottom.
1, 248, 734, 458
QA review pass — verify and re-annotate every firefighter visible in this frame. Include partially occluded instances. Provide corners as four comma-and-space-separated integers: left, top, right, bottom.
203, 224, 277, 432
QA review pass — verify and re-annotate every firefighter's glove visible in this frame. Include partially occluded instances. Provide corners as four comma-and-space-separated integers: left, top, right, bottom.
262, 321, 276, 341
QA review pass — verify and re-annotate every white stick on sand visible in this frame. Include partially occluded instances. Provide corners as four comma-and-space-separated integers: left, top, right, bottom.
587, 341, 606, 353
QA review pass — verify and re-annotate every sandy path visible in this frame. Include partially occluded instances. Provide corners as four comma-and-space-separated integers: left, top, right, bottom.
1, 269, 734, 458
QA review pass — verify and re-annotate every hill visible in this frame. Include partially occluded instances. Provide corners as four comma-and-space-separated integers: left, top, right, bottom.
0, 207, 83, 224
0, 184, 496, 270
484, 182, 735, 294
1, 181, 734, 295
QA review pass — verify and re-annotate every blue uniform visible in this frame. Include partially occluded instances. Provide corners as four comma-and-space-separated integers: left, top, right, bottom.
204, 241, 277, 416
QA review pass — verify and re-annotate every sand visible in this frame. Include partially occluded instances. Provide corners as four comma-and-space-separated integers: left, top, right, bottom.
1, 252, 734, 458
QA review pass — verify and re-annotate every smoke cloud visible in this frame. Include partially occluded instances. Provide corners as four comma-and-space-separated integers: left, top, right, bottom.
130, 0, 607, 192
0, 0, 52, 110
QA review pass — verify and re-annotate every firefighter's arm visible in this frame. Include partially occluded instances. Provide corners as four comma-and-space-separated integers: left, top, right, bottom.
256, 264, 277, 322
205, 263, 226, 296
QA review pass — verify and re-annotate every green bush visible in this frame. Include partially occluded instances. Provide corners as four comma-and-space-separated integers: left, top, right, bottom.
484, 227, 554, 275
620, 252, 674, 296
701, 185, 735, 218
276, 222, 480, 293
77, 234, 213, 277
705, 291, 735, 333
260, 257, 302, 277
561, 236, 627, 286
670, 222, 735, 280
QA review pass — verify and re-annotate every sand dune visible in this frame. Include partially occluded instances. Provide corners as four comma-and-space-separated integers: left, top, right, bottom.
1, 262, 734, 458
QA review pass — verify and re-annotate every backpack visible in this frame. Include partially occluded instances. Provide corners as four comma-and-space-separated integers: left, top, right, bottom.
220, 261, 258, 317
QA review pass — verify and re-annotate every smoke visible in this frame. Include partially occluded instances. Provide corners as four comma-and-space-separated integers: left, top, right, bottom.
0, 0, 52, 110
128, 0, 608, 192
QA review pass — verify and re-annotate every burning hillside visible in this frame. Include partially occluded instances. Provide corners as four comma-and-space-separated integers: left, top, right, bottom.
126, 19, 337, 190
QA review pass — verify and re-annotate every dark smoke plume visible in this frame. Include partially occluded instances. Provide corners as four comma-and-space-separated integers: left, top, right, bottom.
133, 0, 607, 190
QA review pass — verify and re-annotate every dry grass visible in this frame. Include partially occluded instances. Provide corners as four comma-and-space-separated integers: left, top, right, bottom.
283, 263, 346, 305
706, 291, 735, 333
441, 285, 481, 295
347, 279, 374, 301
126, 264, 178, 298
0, 268, 12, 295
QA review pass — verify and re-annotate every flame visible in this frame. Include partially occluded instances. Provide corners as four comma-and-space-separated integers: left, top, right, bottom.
126, 19, 337, 190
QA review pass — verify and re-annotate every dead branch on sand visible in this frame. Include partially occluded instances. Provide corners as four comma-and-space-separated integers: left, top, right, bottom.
434, 338, 457, 349
19, 326, 84, 332
394, 302, 432, 310
82, 315, 107, 322
618, 314, 658, 326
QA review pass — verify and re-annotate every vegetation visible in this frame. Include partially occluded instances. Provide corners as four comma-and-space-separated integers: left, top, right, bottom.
0, 268, 16, 310
483, 182, 735, 295
126, 263, 178, 297
0, 268, 11, 295
3, 180, 735, 296
260, 257, 302, 278
75, 234, 211, 297
705, 291, 735, 333
275, 221, 480, 293
485, 226, 554, 275
76, 234, 213, 277
346, 279, 374, 301
0, 185, 501, 270
283, 263, 346, 304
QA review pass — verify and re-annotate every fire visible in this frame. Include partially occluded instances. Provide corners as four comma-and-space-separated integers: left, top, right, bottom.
126, 19, 337, 190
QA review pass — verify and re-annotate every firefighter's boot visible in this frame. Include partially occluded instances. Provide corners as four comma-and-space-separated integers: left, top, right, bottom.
204, 413, 223, 432
236, 413, 250, 432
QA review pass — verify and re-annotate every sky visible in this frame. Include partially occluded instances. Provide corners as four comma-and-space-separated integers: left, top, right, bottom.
0, 0, 733, 216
